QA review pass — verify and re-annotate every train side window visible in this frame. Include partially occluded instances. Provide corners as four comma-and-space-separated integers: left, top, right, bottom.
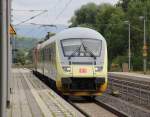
46, 48, 48, 61
43, 49, 44, 61
49, 48, 51, 60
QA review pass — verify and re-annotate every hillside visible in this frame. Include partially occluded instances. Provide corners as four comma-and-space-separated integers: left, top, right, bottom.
13, 36, 38, 50
14, 24, 68, 39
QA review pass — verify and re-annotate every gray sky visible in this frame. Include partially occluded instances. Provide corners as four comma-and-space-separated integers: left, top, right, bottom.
12, 0, 118, 26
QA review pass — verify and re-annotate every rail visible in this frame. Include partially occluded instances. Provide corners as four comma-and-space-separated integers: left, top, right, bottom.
108, 76, 150, 109
67, 98, 127, 117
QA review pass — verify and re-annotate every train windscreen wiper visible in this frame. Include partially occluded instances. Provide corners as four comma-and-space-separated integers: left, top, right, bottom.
68, 42, 97, 61
82, 42, 96, 60
68, 45, 81, 60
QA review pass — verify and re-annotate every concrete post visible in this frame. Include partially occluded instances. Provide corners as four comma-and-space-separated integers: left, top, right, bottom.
7, 0, 11, 108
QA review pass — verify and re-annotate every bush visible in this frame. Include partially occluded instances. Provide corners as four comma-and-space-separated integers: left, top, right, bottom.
112, 56, 128, 66
132, 56, 143, 71
109, 56, 128, 71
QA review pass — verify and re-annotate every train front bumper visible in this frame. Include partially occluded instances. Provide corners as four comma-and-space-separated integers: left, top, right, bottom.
61, 77, 105, 91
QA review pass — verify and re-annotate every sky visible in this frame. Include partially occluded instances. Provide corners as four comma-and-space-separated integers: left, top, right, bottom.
12, 0, 118, 26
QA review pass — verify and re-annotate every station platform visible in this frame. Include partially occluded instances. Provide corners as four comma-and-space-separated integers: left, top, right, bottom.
7, 68, 84, 117
109, 72, 150, 82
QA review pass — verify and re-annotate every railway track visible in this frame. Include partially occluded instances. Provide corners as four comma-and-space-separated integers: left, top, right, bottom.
100, 73, 150, 117
97, 93, 150, 117
108, 73, 150, 109
67, 97, 127, 117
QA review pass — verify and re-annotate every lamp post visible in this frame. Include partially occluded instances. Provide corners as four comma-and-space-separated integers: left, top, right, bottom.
139, 16, 147, 74
124, 21, 131, 72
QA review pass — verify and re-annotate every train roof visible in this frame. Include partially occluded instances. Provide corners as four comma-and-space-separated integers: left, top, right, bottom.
38, 27, 106, 49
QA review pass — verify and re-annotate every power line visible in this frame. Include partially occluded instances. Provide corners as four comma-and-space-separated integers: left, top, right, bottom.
14, 10, 48, 26
53, 0, 73, 23
12, 9, 47, 12
30, 23, 57, 28
12, 16, 22, 23
130, 25, 143, 32
47, 0, 61, 22
50, 0, 62, 11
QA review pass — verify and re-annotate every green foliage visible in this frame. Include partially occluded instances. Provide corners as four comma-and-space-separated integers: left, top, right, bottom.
132, 55, 143, 71
15, 36, 38, 49
112, 56, 128, 66
13, 36, 37, 65
26, 49, 33, 64
109, 56, 128, 71
117, 0, 131, 12
15, 49, 26, 65
96, 4, 127, 61
69, 3, 98, 27
77, 23, 96, 30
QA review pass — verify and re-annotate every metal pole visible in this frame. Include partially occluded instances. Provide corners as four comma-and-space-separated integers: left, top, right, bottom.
7, 0, 11, 108
143, 18, 147, 74
0, 0, 8, 116
124, 20, 131, 72
128, 23, 131, 72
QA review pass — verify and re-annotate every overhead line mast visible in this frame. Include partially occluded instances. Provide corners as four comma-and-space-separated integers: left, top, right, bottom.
0, 0, 9, 116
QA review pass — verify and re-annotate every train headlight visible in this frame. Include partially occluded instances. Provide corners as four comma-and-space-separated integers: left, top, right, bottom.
95, 66, 103, 72
62, 66, 71, 72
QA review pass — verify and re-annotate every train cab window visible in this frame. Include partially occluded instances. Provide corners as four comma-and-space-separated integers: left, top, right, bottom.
61, 38, 102, 57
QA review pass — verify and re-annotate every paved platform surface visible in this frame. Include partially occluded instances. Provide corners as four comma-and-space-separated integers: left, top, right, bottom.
109, 72, 150, 82
7, 68, 84, 117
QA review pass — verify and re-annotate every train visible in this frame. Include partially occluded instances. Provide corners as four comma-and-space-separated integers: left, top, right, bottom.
33, 27, 108, 97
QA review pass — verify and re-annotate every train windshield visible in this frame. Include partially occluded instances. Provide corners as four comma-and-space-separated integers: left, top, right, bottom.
61, 38, 102, 57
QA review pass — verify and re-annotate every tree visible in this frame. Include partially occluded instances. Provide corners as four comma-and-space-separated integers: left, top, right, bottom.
125, 0, 150, 70
15, 49, 26, 65
13, 36, 38, 65
117, 0, 131, 12
96, 4, 127, 62
26, 49, 33, 64
69, 3, 98, 27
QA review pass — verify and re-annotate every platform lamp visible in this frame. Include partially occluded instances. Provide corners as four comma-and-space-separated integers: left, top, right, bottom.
139, 16, 147, 74
124, 20, 131, 72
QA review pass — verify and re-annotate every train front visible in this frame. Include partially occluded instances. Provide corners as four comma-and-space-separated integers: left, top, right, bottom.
56, 27, 107, 96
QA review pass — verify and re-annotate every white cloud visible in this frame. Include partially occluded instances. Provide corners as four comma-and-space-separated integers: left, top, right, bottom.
12, 0, 118, 25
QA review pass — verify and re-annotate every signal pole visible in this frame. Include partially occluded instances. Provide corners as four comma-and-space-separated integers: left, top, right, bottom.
124, 21, 131, 71
128, 23, 131, 72
143, 17, 147, 74
0, 0, 8, 116
139, 15, 147, 74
